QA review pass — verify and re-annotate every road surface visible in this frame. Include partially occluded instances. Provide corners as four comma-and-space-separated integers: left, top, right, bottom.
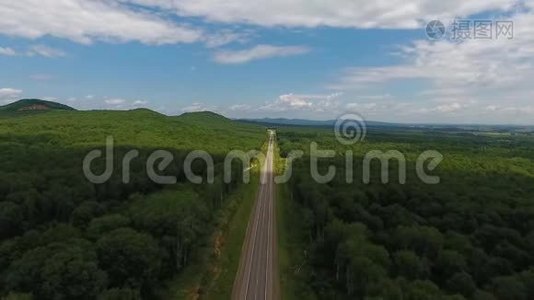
232, 131, 279, 300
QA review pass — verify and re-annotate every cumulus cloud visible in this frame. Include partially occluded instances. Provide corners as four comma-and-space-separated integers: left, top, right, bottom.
0, 88, 23, 103
260, 92, 342, 112
327, 7, 534, 123
430, 102, 466, 113
0, 47, 17, 56
213, 45, 310, 64
68, 96, 150, 110
0, 0, 202, 45
133, 100, 148, 106
203, 30, 251, 48
0, 45, 67, 58
0, 0, 521, 52
27, 45, 66, 58
0, 0, 522, 54
229, 104, 252, 111
180, 102, 218, 113
105, 98, 127, 105
120, 0, 516, 29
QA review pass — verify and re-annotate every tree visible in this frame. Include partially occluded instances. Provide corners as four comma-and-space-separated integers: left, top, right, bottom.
393, 250, 429, 280
0, 201, 24, 239
98, 288, 141, 300
367, 278, 403, 300
435, 250, 467, 279
491, 276, 527, 300
86, 214, 130, 240
395, 226, 444, 258
39, 243, 107, 299
5, 239, 106, 300
400, 279, 446, 300
96, 228, 161, 289
70, 201, 104, 228
447, 272, 476, 297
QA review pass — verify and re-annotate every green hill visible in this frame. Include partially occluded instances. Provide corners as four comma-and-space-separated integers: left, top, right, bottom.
177, 111, 231, 126
0, 99, 75, 113
0, 107, 263, 154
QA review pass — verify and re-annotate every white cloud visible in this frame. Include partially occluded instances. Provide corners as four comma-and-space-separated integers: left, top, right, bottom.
433, 102, 465, 113
180, 102, 218, 113
213, 44, 310, 64
27, 45, 66, 58
229, 104, 252, 111
203, 30, 251, 48
68, 96, 150, 110
260, 92, 342, 112
121, 0, 516, 29
133, 100, 148, 106
0, 47, 16, 56
0, 45, 67, 58
0, 0, 521, 51
105, 98, 127, 105
346, 102, 378, 111
0, 88, 23, 103
328, 7, 534, 123
0, 0, 202, 45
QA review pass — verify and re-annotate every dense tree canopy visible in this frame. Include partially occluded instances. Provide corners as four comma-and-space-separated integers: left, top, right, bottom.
0, 110, 264, 299
277, 126, 534, 299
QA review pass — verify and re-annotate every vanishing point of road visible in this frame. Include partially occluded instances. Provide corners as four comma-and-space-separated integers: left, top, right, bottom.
232, 131, 279, 300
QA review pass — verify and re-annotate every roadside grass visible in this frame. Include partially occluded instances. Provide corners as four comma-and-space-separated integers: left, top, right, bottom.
200, 135, 271, 299
200, 174, 259, 300
277, 184, 299, 300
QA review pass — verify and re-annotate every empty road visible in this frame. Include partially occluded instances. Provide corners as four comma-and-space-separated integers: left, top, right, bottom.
232, 131, 279, 300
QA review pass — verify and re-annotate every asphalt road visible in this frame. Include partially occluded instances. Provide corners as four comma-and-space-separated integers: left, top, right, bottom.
232, 131, 279, 300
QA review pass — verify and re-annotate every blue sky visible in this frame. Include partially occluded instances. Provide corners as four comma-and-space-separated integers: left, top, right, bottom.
1, 0, 533, 124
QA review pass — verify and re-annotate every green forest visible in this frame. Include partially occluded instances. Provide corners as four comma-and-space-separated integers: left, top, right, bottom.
2, 105, 534, 300
0, 109, 265, 299
277, 126, 534, 300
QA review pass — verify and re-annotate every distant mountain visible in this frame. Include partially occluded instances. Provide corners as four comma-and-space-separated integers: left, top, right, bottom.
240, 118, 397, 128
0, 99, 75, 113
241, 118, 534, 133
